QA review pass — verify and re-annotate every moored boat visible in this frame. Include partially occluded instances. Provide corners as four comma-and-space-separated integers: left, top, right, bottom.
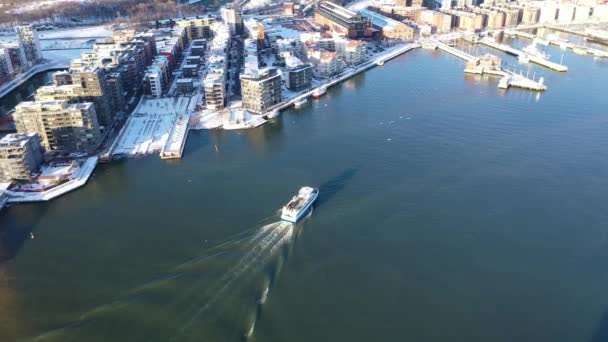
522, 43, 550, 60
281, 186, 319, 223
312, 86, 327, 100
294, 98, 308, 108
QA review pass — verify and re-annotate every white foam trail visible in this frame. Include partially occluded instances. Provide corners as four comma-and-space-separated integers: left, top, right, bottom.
172, 222, 293, 339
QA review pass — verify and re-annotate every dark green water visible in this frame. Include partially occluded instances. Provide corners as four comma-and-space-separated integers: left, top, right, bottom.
1, 40, 608, 342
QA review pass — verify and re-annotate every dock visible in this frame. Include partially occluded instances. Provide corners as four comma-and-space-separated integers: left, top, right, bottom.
478, 39, 568, 72
502, 29, 608, 58
160, 112, 191, 159
435, 42, 546, 92
434, 40, 475, 61
498, 72, 547, 91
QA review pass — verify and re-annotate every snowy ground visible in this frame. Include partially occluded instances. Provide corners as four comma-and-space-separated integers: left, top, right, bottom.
6, 156, 98, 203
39, 25, 112, 39
42, 49, 83, 66
191, 101, 267, 131
112, 97, 194, 157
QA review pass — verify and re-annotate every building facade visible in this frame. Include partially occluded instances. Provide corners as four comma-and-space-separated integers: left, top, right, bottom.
240, 68, 282, 114
315, 1, 373, 39
13, 100, 102, 153
222, 3, 244, 35
0, 133, 44, 182
15, 25, 42, 67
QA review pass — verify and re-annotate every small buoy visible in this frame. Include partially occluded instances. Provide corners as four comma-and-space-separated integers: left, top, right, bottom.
30, 233, 35, 239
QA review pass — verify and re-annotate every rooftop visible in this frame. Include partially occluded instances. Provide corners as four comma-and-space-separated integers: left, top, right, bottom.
0, 133, 38, 148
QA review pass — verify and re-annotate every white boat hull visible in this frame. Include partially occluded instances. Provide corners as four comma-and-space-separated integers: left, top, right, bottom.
281, 190, 318, 223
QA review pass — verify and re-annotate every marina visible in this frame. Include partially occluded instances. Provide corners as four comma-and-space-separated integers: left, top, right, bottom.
478, 38, 568, 72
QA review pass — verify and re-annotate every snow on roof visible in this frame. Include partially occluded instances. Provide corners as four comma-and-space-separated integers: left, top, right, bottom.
0, 133, 38, 148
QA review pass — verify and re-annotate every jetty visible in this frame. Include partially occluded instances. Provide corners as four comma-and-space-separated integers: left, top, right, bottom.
160, 112, 191, 159
478, 38, 568, 72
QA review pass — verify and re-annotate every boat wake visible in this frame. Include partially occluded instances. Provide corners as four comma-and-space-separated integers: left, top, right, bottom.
29, 220, 296, 342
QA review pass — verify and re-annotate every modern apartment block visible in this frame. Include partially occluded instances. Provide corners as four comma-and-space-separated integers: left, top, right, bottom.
177, 17, 214, 42
284, 57, 312, 91
240, 68, 282, 114
222, 3, 244, 35
0, 133, 44, 182
15, 25, 42, 67
13, 100, 102, 153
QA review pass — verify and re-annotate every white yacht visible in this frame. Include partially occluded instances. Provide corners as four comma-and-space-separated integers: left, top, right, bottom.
522, 43, 550, 60
281, 187, 319, 223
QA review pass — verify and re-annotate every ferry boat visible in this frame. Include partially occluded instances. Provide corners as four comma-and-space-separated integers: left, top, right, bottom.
312, 86, 326, 100
294, 98, 308, 108
522, 43, 550, 60
280, 186, 319, 223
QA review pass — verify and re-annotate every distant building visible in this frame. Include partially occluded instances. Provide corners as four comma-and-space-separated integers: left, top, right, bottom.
359, 8, 415, 39
0, 133, 44, 182
240, 68, 282, 114
0, 48, 14, 80
177, 17, 214, 41
222, 3, 244, 35
15, 25, 42, 67
521, 7, 540, 25
13, 100, 101, 153
558, 5, 576, 23
314, 1, 373, 39
284, 2, 295, 16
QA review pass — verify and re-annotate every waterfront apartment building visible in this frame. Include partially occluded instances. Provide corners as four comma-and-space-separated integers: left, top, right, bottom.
204, 73, 227, 110
335, 39, 367, 65
15, 25, 42, 67
222, 3, 244, 35
314, 1, 373, 39
35, 68, 114, 128
240, 68, 282, 114
309, 49, 341, 77
13, 100, 102, 153
0, 133, 43, 182
284, 57, 312, 91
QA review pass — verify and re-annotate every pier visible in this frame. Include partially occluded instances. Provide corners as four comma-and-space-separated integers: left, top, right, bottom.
478, 39, 568, 72
435, 40, 475, 61
502, 29, 608, 59
435, 42, 546, 92
160, 112, 191, 159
